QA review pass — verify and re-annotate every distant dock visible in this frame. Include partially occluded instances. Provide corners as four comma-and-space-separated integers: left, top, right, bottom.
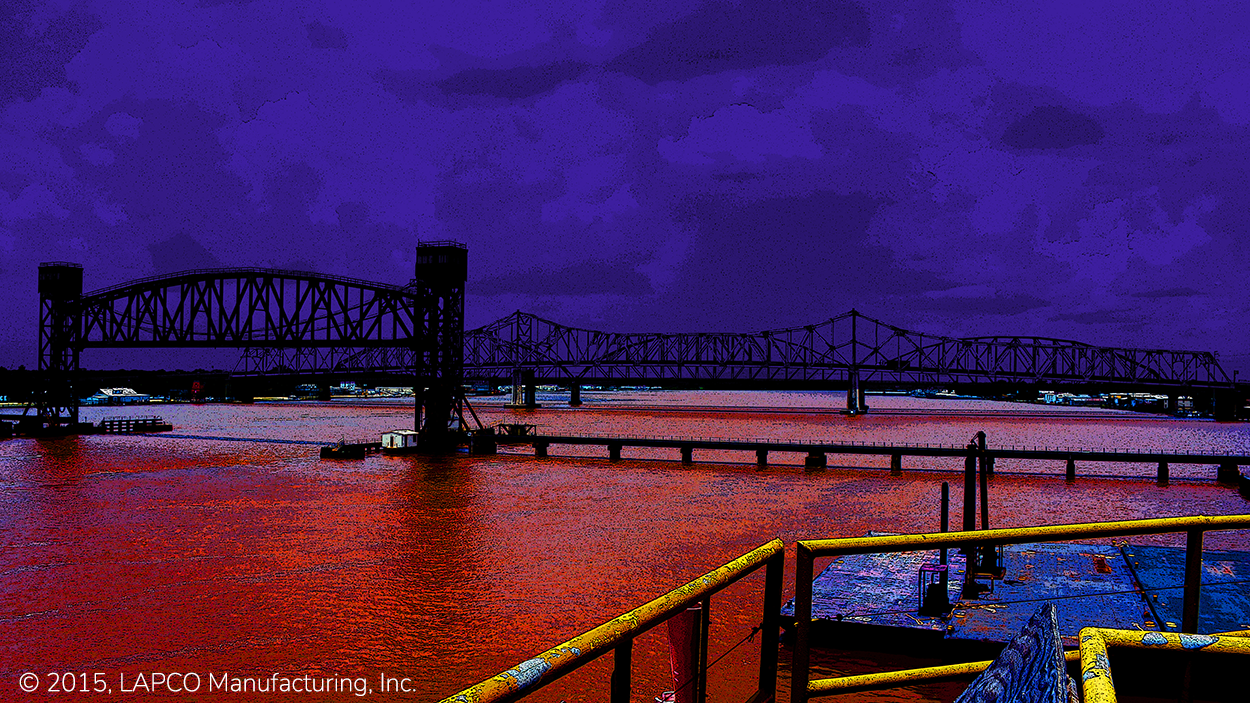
493, 429, 1250, 485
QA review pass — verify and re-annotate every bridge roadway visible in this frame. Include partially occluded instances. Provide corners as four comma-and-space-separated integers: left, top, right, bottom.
493, 432, 1250, 482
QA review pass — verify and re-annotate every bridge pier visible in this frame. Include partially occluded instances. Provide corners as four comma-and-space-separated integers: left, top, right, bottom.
608, 442, 622, 462
1168, 393, 1179, 416
507, 368, 541, 409
890, 453, 901, 476
1217, 462, 1239, 484
1157, 461, 1169, 486
569, 383, 581, 407
844, 369, 868, 415
681, 446, 693, 465
804, 451, 826, 470
1066, 457, 1076, 482
534, 441, 548, 458
756, 449, 768, 468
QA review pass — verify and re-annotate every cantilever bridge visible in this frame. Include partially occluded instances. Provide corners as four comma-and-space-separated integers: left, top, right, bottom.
30, 258, 1244, 428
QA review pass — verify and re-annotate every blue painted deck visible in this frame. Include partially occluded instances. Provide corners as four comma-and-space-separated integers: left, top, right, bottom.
1123, 544, 1250, 634
782, 536, 1250, 648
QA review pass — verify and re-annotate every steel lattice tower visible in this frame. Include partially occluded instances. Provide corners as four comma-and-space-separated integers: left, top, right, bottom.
411, 241, 467, 451
36, 262, 83, 427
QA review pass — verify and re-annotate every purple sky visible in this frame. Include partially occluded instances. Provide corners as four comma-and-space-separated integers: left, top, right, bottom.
2, 0, 1248, 374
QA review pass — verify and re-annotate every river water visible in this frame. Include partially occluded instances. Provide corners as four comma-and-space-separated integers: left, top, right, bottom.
2, 391, 1248, 702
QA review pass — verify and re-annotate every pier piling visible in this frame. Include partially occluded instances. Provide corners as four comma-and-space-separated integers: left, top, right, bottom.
756, 449, 768, 468
1066, 457, 1076, 482
608, 442, 622, 462
535, 441, 548, 458
890, 453, 902, 476
1157, 461, 1169, 486
681, 446, 693, 465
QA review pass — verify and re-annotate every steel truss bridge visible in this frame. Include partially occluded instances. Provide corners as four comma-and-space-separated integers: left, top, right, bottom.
32, 265, 1241, 424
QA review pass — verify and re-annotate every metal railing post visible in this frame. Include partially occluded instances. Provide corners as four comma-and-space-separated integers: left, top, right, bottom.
697, 597, 710, 703
611, 639, 632, 703
758, 550, 784, 699
792, 544, 814, 703
1183, 529, 1203, 633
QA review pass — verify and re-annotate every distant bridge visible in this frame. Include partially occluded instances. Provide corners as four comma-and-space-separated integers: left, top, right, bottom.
32, 264, 1243, 424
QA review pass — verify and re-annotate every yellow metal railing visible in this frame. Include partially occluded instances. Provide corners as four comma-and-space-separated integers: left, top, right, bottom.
437, 538, 784, 703
789, 514, 1250, 703
1079, 628, 1250, 703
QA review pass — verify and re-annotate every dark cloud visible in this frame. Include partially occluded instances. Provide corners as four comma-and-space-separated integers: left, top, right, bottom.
642, 190, 954, 332
306, 21, 348, 50
147, 231, 224, 273
606, 0, 870, 83
1002, 105, 1104, 149
1049, 309, 1137, 325
473, 258, 652, 296
0, 2, 102, 102
373, 68, 435, 105
1134, 287, 1201, 298
438, 61, 590, 100
911, 294, 1051, 317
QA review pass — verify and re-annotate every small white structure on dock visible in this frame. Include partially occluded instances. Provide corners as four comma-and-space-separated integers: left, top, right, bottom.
381, 429, 419, 452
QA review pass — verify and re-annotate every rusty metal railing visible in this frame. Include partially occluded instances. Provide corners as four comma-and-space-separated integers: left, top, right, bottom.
789, 514, 1250, 702
438, 538, 784, 703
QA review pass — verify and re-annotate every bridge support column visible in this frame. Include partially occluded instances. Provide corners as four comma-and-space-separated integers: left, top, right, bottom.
569, 383, 581, 407
608, 442, 622, 462
534, 441, 548, 458
804, 451, 826, 470
1066, 457, 1076, 482
681, 446, 693, 465
1157, 461, 1169, 486
507, 368, 541, 408
890, 453, 901, 476
1168, 393, 1179, 416
1217, 462, 1239, 484
1213, 390, 1238, 422
756, 449, 768, 468
844, 368, 868, 415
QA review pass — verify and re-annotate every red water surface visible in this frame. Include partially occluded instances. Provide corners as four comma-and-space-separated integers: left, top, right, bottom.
1, 391, 1248, 702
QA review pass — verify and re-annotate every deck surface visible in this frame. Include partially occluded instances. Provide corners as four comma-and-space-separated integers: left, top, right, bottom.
782, 538, 1250, 647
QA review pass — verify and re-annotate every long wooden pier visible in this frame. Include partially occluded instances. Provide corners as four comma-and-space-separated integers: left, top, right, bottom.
492, 429, 1250, 484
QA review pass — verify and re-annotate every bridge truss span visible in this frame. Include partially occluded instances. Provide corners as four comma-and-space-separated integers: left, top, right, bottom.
461, 310, 1233, 390
77, 268, 422, 351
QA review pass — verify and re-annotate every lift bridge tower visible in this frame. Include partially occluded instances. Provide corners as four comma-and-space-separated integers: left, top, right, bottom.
412, 241, 470, 452
35, 262, 83, 429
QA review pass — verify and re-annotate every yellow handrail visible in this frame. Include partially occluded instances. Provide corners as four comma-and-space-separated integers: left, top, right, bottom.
438, 538, 784, 703
1079, 627, 1250, 703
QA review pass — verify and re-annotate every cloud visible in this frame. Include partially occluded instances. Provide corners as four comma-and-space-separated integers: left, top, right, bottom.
605, 0, 870, 83
659, 103, 823, 164
1002, 105, 1103, 149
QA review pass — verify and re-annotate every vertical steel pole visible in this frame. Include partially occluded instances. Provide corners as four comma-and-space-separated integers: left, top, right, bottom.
611, 638, 632, 703
791, 545, 813, 703
963, 444, 977, 533
940, 482, 949, 578
697, 597, 710, 703
758, 551, 783, 700
1182, 529, 1203, 633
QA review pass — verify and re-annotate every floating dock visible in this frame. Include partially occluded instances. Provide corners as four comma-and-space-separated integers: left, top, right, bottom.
781, 537, 1250, 656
